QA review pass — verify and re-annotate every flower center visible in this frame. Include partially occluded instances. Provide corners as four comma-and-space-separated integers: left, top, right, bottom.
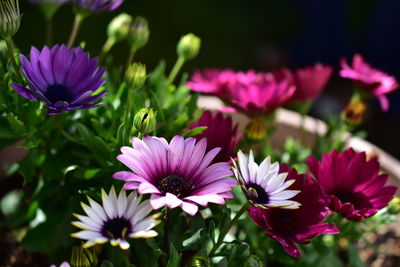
45, 84, 74, 103
246, 183, 269, 204
335, 191, 352, 203
157, 175, 192, 197
101, 217, 132, 240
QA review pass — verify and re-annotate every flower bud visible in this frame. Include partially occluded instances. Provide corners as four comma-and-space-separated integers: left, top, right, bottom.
128, 16, 149, 50
107, 13, 132, 43
125, 62, 146, 89
133, 108, 156, 134
387, 197, 400, 215
342, 100, 367, 126
177, 33, 201, 60
0, 0, 21, 40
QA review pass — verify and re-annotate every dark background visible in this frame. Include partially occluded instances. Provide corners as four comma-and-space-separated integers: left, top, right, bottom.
17, 0, 400, 159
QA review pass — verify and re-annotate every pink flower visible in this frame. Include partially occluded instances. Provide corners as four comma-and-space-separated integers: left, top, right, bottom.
340, 54, 399, 111
277, 64, 333, 102
308, 148, 397, 221
248, 167, 339, 258
189, 111, 242, 162
113, 136, 237, 216
186, 68, 236, 99
228, 71, 295, 117
187, 69, 295, 117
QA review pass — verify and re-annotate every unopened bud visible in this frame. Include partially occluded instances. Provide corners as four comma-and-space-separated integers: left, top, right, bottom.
342, 100, 367, 125
387, 197, 400, 215
177, 33, 201, 60
134, 108, 156, 134
128, 16, 149, 50
0, 0, 21, 39
107, 13, 132, 43
71, 246, 97, 267
125, 62, 146, 89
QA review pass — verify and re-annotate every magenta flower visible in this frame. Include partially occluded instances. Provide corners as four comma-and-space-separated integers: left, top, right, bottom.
276, 64, 333, 102
248, 167, 339, 258
11, 45, 106, 115
308, 148, 397, 221
189, 111, 242, 162
186, 68, 236, 99
340, 54, 399, 111
227, 72, 295, 117
187, 69, 294, 116
113, 136, 237, 216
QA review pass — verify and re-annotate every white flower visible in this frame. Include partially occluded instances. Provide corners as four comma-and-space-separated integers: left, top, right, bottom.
71, 187, 160, 250
232, 150, 301, 209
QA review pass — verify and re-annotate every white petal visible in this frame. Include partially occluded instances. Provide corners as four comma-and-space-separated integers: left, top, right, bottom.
117, 190, 128, 217
71, 230, 102, 240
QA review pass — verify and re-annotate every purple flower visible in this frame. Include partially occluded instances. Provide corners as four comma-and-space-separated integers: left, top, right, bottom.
29, 0, 69, 4
308, 148, 397, 221
248, 167, 339, 258
340, 54, 399, 111
12, 45, 106, 115
113, 136, 237, 216
189, 111, 242, 162
72, 0, 123, 12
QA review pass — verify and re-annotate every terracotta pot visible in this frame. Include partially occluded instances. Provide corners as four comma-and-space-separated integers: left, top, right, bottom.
198, 96, 400, 194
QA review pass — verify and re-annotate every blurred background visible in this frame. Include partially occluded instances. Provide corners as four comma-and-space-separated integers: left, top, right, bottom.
18, 0, 400, 159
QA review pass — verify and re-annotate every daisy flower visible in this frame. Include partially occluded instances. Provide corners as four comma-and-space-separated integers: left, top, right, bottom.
11, 45, 106, 115
71, 187, 160, 250
72, 0, 123, 12
232, 150, 300, 209
113, 135, 237, 216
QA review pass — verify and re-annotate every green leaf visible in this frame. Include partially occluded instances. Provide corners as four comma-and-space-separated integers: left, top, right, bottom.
244, 255, 263, 267
182, 228, 204, 250
167, 243, 181, 267
147, 249, 162, 267
182, 126, 207, 138
76, 123, 111, 163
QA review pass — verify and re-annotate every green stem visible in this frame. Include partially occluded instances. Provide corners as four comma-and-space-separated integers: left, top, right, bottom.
55, 116, 83, 145
209, 202, 250, 257
125, 47, 137, 71
167, 56, 185, 85
99, 38, 115, 63
67, 13, 85, 48
46, 15, 54, 46
163, 208, 171, 260
5, 38, 22, 80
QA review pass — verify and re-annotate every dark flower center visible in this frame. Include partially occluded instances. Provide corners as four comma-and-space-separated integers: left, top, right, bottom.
335, 191, 352, 203
333, 190, 372, 209
157, 175, 192, 197
270, 210, 296, 235
246, 183, 269, 204
101, 217, 132, 240
45, 84, 74, 103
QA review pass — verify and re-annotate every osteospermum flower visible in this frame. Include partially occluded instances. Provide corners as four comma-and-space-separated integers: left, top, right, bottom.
71, 188, 160, 249
11, 45, 106, 115
50, 262, 70, 267
186, 68, 236, 99
340, 54, 399, 111
248, 167, 339, 258
227, 72, 295, 117
189, 111, 242, 162
72, 0, 123, 12
308, 148, 397, 221
232, 150, 300, 209
276, 64, 333, 102
113, 136, 237, 216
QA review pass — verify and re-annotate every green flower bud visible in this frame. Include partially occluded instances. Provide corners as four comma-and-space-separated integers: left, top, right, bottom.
107, 13, 132, 43
125, 62, 146, 89
177, 33, 201, 60
133, 108, 156, 134
387, 197, 400, 215
128, 16, 149, 50
0, 0, 21, 40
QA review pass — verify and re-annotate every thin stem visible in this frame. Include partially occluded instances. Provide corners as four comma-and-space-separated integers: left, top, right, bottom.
163, 208, 171, 260
5, 38, 22, 80
125, 47, 136, 72
167, 56, 185, 85
55, 116, 83, 145
67, 13, 85, 48
46, 16, 54, 46
209, 202, 250, 257
99, 38, 115, 63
